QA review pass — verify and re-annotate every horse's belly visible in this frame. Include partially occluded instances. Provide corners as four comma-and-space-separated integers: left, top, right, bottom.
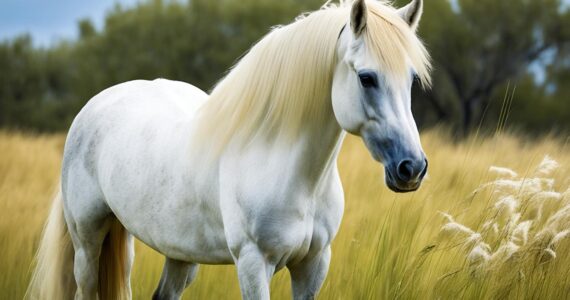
127, 204, 233, 264
100, 143, 232, 264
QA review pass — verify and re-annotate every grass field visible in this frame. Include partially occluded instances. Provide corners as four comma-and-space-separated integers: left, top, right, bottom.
1, 129, 569, 299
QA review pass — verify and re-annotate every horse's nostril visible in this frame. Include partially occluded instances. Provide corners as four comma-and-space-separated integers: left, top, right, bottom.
396, 159, 427, 182
419, 159, 428, 179
397, 160, 415, 182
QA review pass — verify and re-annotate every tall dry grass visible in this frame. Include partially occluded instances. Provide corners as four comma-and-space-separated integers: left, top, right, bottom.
0, 129, 569, 299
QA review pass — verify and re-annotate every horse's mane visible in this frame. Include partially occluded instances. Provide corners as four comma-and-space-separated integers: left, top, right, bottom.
195, 1, 431, 155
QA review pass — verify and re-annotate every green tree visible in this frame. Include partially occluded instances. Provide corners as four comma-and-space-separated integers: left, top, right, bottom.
411, 0, 569, 134
0, 0, 568, 134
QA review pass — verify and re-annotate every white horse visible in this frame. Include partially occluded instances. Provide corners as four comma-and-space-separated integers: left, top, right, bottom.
27, 0, 431, 299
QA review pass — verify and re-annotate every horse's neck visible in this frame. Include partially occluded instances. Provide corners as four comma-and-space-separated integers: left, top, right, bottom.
293, 114, 345, 191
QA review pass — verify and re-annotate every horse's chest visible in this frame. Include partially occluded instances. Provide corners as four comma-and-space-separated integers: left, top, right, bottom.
234, 190, 344, 266
220, 140, 345, 265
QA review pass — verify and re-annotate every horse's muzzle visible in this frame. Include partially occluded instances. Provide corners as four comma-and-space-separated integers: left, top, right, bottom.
385, 158, 427, 193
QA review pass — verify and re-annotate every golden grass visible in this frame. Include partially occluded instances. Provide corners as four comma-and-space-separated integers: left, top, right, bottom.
0, 129, 569, 299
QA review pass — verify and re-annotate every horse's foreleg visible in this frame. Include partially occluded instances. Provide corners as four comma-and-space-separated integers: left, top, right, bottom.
152, 258, 199, 300
288, 246, 331, 300
236, 244, 275, 300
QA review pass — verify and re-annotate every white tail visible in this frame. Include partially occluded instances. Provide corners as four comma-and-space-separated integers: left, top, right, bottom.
26, 188, 130, 299
26, 190, 75, 299
98, 220, 129, 299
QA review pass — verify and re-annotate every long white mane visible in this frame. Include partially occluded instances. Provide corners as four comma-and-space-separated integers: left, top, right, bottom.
195, 0, 431, 154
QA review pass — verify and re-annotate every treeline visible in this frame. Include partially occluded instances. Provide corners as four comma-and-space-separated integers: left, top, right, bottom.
0, 0, 569, 134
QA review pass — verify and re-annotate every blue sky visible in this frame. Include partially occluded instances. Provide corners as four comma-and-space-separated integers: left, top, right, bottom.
0, 0, 568, 50
0, 0, 141, 46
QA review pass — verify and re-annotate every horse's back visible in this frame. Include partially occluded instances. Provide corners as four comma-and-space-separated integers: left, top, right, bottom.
64, 78, 208, 176
79, 79, 207, 122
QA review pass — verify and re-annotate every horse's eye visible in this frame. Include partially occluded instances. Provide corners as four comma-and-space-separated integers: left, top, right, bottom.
358, 72, 377, 88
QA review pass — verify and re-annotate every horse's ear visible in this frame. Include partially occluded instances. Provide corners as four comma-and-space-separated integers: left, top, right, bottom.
350, 0, 367, 36
397, 0, 423, 31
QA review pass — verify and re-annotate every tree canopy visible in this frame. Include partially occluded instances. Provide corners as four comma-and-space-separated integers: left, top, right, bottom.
0, 0, 568, 134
